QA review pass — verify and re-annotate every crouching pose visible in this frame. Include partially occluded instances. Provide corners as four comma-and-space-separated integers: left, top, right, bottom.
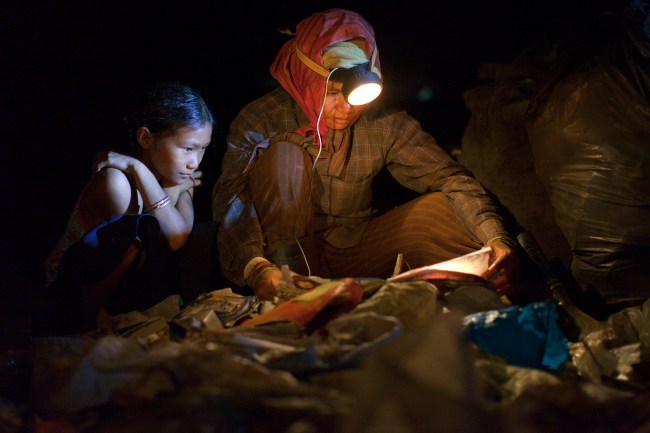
212, 9, 519, 300
44, 81, 213, 332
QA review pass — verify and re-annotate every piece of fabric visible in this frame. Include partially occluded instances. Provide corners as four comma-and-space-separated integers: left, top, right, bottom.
246, 141, 483, 279
306, 128, 352, 177
464, 302, 570, 371
318, 193, 483, 279
248, 140, 314, 253
322, 41, 369, 70
45, 214, 176, 333
45, 171, 142, 288
45, 199, 96, 289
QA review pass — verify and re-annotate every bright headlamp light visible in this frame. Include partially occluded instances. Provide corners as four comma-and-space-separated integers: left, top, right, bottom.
332, 62, 383, 105
296, 43, 383, 105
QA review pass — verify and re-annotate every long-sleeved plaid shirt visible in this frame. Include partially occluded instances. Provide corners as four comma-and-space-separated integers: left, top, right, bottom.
212, 87, 511, 286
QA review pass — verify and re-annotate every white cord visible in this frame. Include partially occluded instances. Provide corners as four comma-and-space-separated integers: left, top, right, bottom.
292, 68, 338, 277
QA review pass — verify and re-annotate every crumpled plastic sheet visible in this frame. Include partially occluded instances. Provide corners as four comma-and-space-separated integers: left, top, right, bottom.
475, 358, 562, 403
463, 301, 570, 371
207, 312, 403, 376
570, 305, 646, 383
338, 311, 501, 433
204, 280, 441, 375
30, 334, 351, 421
27, 281, 441, 418
443, 282, 509, 315
350, 280, 440, 329
640, 297, 650, 353
528, 59, 650, 307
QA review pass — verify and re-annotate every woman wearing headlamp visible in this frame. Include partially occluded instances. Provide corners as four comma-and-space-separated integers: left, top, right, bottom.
212, 8, 520, 300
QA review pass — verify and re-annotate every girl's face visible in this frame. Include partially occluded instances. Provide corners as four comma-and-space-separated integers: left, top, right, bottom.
322, 81, 366, 130
145, 123, 212, 185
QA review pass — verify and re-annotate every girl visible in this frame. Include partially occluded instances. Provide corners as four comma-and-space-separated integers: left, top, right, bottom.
43, 81, 213, 333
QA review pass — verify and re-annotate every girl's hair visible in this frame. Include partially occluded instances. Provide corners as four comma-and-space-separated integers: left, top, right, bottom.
124, 81, 214, 145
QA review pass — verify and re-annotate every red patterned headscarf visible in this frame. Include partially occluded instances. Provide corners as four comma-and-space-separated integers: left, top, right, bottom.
270, 9, 382, 138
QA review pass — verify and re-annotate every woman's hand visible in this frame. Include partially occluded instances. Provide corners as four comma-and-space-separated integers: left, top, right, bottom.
481, 240, 520, 294
252, 268, 283, 301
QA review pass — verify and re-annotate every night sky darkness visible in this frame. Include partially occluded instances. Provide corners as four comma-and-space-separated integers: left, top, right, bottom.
2, 0, 627, 344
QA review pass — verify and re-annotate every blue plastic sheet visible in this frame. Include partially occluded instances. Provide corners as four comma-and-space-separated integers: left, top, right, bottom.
463, 302, 569, 370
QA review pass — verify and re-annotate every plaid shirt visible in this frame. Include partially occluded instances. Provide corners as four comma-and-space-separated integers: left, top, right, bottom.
212, 87, 511, 285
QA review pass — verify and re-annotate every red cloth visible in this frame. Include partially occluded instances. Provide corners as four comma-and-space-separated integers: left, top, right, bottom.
269, 9, 381, 138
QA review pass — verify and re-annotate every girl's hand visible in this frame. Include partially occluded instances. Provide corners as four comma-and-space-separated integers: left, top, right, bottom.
93, 151, 141, 173
89, 150, 197, 252
481, 240, 520, 294
162, 170, 203, 205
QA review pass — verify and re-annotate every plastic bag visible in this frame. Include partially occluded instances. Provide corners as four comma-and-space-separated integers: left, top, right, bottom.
464, 302, 569, 371
527, 11, 650, 309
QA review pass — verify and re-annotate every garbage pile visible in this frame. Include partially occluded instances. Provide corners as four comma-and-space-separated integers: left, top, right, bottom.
2, 261, 650, 433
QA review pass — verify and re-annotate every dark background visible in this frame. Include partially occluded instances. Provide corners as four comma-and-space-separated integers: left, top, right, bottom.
2, 0, 627, 345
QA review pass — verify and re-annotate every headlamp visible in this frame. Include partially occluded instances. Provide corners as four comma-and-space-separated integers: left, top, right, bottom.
331, 62, 383, 105
295, 44, 383, 106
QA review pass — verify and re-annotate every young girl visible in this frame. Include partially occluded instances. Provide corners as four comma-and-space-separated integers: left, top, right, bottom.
43, 81, 214, 333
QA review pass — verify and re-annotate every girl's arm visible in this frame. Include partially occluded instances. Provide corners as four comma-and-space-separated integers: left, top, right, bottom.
92, 151, 197, 251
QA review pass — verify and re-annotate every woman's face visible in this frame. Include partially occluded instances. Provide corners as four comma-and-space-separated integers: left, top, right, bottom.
147, 123, 212, 185
322, 81, 366, 129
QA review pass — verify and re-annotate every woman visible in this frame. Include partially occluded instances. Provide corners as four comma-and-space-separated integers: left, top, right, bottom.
212, 9, 519, 300
44, 81, 214, 332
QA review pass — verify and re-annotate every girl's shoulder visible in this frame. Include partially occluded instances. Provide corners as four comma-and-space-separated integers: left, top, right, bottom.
79, 167, 139, 225
90, 167, 133, 195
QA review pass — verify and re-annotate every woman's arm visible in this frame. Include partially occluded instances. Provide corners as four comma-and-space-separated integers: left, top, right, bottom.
212, 113, 271, 286
384, 111, 520, 291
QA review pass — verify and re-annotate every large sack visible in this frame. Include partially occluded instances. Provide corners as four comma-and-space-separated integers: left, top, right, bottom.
463, 4, 650, 310
461, 59, 572, 270
527, 6, 650, 309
